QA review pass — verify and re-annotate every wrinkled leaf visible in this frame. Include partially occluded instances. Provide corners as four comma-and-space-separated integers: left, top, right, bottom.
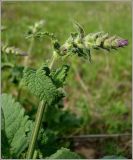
50, 65, 70, 88
1, 94, 33, 158
22, 64, 63, 105
1, 108, 10, 158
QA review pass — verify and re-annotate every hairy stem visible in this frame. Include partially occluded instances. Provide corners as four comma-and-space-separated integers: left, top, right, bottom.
49, 51, 58, 69
26, 101, 47, 158
26, 53, 57, 159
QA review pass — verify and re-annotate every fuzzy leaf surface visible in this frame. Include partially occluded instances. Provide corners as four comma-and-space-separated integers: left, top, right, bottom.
1, 93, 33, 158
22, 64, 62, 104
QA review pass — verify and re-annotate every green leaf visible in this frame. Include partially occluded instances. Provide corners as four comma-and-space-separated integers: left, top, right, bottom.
47, 147, 81, 159
38, 129, 59, 157
1, 108, 10, 158
43, 104, 82, 133
1, 93, 33, 158
50, 65, 70, 88
1, 108, 5, 134
22, 64, 62, 104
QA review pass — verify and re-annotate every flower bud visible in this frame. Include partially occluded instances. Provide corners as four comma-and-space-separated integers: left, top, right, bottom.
85, 32, 128, 50
84, 32, 104, 48
103, 37, 128, 49
103, 36, 116, 49
1, 43, 27, 56
95, 33, 109, 46
117, 39, 128, 47
60, 42, 73, 55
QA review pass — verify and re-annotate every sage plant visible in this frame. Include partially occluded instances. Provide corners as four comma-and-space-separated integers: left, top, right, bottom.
1, 21, 128, 159
22, 22, 128, 159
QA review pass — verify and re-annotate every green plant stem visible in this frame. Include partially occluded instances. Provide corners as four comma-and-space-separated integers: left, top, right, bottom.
26, 100, 47, 159
49, 51, 58, 69
33, 150, 38, 159
26, 53, 57, 159
24, 37, 34, 66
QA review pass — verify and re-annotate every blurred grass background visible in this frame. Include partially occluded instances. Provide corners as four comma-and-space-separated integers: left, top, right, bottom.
1, 1, 132, 158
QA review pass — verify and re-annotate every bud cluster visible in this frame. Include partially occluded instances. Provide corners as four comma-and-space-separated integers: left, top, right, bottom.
84, 32, 128, 50
26, 20, 45, 39
59, 23, 128, 61
1, 43, 27, 56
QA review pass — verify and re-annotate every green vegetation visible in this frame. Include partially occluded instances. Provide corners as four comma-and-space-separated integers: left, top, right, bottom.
1, 1, 132, 159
